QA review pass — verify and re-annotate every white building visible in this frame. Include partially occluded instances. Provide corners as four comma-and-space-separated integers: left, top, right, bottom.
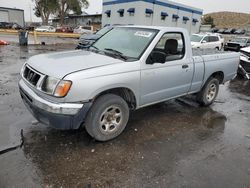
102, 0, 203, 34
0, 7, 25, 27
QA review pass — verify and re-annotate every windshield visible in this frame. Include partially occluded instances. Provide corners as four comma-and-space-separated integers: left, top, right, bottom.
96, 27, 112, 35
191, 35, 203, 42
231, 38, 247, 43
91, 27, 158, 59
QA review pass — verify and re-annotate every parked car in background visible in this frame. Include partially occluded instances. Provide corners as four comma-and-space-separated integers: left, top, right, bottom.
191, 33, 223, 50
76, 25, 113, 49
223, 28, 236, 34
238, 46, 250, 79
7, 22, 23, 30
25, 23, 41, 31
0, 22, 23, 30
35, 26, 56, 32
217, 29, 226, 34
224, 37, 250, 51
234, 29, 246, 35
19, 26, 239, 141
0, 22, 10, 29
73, 26, 93, 34
209, 28, 219, 33
56, 26, 73, 33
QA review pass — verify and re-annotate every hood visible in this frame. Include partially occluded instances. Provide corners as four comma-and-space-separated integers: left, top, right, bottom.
227, 42, 246, 46
27, 50, 123, 79
241, 46, 250, 53
191, 42, 200, 46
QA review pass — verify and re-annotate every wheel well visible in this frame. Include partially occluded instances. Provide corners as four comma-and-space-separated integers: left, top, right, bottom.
93, 88, 137, 110
210, 71, 224, 84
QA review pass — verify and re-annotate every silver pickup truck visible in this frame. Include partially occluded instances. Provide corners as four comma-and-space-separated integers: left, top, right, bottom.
19, 26, 239, 141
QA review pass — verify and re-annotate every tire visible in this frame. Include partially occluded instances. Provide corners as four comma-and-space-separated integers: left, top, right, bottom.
85, 94, 129, 141
196, 77, 219, 106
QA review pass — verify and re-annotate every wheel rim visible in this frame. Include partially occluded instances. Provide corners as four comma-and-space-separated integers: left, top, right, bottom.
99, 105, 122, 134
206, 83, 217, 102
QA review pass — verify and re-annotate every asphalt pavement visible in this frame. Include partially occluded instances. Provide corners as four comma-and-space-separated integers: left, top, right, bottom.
0, 38, 250, 187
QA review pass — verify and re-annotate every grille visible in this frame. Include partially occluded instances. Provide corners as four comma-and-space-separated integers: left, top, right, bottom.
240, 50, 250, 58
23, 66, 41, 86
227, 43, 240, 48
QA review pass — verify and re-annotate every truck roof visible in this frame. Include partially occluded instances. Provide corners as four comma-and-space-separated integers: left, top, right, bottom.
118, 25, 188, 32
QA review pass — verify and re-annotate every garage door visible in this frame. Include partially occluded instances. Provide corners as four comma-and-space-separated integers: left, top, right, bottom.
0, 10, 9, 22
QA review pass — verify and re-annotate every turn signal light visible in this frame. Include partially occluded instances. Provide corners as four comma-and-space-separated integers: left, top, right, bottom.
54, 80, 72, 97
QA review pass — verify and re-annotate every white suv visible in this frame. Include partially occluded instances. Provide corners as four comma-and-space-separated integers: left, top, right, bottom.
191, 33, 224, 50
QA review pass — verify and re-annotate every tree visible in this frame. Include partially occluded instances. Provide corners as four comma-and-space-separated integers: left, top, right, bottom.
202, 16, 215, 27
34, 0, 58, 25
57, 0, 89, 25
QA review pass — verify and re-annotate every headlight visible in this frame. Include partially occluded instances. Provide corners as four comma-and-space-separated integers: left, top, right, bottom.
42, 76, 59, 94
42, 76, 72, 97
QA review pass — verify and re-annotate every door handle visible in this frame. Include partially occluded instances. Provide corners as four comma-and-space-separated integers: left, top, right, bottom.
182, 64, 189, 69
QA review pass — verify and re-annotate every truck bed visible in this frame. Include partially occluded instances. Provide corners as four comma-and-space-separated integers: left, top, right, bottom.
192, 48, 239, 86
192, 48, 236, 56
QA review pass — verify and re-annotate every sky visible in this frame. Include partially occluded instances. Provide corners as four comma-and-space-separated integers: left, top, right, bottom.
0, 0, 249, 22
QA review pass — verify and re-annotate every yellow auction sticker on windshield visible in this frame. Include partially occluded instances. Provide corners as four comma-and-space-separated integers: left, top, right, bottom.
134, 31, 152, 38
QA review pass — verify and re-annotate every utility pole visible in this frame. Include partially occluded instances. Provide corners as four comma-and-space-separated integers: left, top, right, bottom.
30, 3, 33, 22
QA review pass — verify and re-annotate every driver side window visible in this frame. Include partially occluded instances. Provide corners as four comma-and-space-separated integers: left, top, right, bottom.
202, 36, 209, 43
154, 33, 185, 62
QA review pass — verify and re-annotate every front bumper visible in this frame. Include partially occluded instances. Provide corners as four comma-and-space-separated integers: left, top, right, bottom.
19, 79, 92, 130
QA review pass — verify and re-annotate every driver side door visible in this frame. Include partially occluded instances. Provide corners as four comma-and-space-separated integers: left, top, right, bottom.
140, 32, 194, 106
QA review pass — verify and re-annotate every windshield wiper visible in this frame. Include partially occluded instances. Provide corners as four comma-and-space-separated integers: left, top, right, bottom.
89, 45, 101, 53
104, 48, 129, 61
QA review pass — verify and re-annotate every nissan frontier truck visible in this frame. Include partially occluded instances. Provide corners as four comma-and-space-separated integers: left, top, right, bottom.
19, 26, 239, 141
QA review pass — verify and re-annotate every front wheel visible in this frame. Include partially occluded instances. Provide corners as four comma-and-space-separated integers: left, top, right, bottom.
196, 77, 219, 106
85, 94, 129, 141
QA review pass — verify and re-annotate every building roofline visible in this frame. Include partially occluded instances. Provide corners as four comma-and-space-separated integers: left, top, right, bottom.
0, 7, 24, 12
103, 0, 203, 15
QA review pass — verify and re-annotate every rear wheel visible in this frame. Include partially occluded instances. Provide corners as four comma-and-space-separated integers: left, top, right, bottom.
85, 94, 129, 141
196, 77, 219, 106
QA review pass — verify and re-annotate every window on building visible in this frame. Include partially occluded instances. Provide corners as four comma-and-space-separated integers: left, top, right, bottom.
105, 10, 111, 18
182, 16, 189, 24
172, 14, 179, 22
127, 8, 135, 16
161, 12, 168, 20
154, 32, 185, 62
117, 9, 124, 17
192, 18, 199, 25
145, 9, 153, 17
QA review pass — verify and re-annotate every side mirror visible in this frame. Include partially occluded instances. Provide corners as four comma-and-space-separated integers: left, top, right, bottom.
146, 51, 166, 64
202, 40, 207, 43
